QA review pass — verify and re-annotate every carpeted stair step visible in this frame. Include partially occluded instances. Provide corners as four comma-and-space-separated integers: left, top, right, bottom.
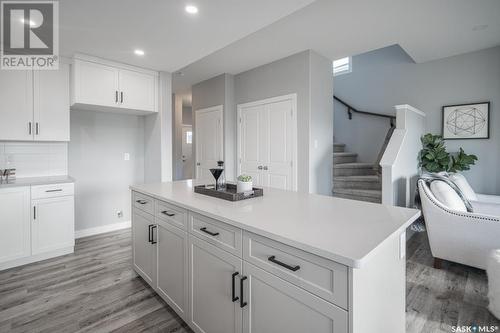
333, 152, 358, 164
332, 188, 382, 203
333, 175, 381, 190
333, 163, 377, 176
333, 143, 346, 153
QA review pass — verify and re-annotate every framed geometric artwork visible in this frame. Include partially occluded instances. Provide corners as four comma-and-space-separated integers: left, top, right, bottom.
442, 102, 490, 140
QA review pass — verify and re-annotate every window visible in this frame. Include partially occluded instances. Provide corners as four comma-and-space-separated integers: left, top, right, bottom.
186, 131, 192, 144
333, 57, 351, 76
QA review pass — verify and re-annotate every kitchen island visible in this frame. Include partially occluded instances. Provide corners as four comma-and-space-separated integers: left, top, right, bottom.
130, 180, 420, 333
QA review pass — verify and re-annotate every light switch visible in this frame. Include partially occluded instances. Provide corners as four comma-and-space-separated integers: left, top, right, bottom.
124, 153, 130, 161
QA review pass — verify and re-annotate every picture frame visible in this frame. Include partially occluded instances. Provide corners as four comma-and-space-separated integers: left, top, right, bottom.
442, 102, 490, 140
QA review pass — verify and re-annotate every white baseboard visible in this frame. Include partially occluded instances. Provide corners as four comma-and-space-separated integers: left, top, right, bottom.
0, 246, 74, 271
75, 220, 131, 239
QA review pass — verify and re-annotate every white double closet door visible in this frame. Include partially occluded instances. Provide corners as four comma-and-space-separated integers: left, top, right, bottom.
238, 95, 296, 191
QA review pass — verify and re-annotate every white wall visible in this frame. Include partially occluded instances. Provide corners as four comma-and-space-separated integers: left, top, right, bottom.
0, 142, 67, 177
69, 110, 145, 231
334, 45, 500, 194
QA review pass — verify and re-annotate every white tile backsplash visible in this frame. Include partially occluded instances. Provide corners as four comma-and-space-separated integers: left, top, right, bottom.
0, 142, 68, 177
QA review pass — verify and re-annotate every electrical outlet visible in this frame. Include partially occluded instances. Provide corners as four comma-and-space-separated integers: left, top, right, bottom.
124, 153, 130, 161
117, 210, 123, 218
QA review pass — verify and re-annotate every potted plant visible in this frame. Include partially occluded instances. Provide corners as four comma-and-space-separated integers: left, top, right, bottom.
237, 174, 253, 193
418, 133, 478, 173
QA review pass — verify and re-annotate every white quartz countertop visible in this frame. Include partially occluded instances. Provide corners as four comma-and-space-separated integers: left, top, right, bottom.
0, 175, 75, 188
130, 180, 420, 268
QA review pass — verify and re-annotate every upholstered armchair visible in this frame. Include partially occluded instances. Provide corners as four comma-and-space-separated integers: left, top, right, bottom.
418, 179, 500, 270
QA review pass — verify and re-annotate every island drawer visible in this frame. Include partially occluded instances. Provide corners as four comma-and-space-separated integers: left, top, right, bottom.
189, 212, 242, 257
133, 191, 154, 216
32, 183, 74, 199
156, 200, 188, 230
243, 231, 348, 309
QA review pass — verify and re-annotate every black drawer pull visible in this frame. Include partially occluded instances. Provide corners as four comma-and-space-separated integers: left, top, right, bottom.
151, 225, 157, 244
161, 210, 175, 217
45, 189, 62, 193
231, 272, 239, 302
268, 255, 300, 272
136, 200, 147, 205
240, 276, 247, 308
200, 227, 219, 236
148, 224, 154, 243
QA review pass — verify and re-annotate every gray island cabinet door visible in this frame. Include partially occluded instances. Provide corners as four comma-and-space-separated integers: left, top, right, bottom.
132, 209, 156, 287
189, 235, 243, 333
156, 221, 189, 320
242, 262, 348, 333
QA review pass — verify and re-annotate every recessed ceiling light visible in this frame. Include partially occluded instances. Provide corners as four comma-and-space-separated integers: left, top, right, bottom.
185, 5, 198, 14
134, 49, 145, 56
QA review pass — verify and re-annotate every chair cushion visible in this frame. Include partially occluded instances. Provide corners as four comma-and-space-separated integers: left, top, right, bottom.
449, 173, 478, 201
430, 180, 467, 212
488, 250, 500, 319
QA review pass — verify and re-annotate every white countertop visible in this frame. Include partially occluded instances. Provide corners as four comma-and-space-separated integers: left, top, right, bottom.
131, 180, 420, 268
0, 175, 75, 188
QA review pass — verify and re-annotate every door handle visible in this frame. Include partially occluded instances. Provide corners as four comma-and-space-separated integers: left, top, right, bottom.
196, 162, 201, 166
151, 225, 157, 244
257, 165, 263, 170
231, 272, 239, 302
200, 227, 219, 237
33, 206, 36, 220
268, 255, 300, 272
161, 210, 175, 217
148, 224, 153, 243
115, 91, 118, 103
263, 166, 268, 171
120, 91, 124, 104
136, 200, 148, 205
240, 276, 247, 308
28, 122, 32, 135
35, 123, 39, 135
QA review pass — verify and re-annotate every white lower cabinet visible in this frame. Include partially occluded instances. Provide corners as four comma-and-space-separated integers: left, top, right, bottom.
242, 262, 348, 333
32, 196, 74, 255
131, 193, 349, 333
0, 187, 31, 264
132, 209, 156, 286
156, 221, 188, 320
188, 235, 242, 333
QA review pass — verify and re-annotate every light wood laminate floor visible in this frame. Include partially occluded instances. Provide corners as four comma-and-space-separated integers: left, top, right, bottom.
0, 228, 498, 332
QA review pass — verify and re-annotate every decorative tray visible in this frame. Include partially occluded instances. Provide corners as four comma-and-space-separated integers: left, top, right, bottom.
194, 183, 263, 201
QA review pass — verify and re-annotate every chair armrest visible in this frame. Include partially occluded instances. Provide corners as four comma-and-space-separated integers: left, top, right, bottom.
476, 194, 500, 204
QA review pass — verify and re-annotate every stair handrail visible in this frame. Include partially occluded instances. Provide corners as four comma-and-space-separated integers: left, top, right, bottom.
334, 95, 395, 127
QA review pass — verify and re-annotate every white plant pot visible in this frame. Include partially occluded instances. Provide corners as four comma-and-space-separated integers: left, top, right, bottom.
237, 181, 253, 193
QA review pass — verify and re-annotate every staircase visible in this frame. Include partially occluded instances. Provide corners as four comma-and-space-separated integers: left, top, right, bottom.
332, 143, 382, 203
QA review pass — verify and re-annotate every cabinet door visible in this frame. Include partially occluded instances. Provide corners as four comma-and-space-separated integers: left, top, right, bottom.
0, 70, 33, 141
132, 210, 156, 286
33, 63, 70, 141
32, 196, 75, 255
119, 69, 156, 112
73, 60, 119, 108
189, 235, 242, 333
157, 221, 188, 320
0, 187, 31, 264
242, 262, 348, 333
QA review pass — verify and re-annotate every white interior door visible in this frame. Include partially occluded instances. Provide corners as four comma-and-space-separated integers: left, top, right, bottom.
195, 106, 223, 182
238, 95, 296, 191
182, 125, 194, 179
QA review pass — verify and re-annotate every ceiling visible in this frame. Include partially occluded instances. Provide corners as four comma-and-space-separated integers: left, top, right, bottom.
172, 0, 500, 93
59, 0, 316, 72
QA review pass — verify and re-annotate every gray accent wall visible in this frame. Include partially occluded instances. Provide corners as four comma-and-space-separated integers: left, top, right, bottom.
69, 110, 145, 231
334, 45, 500, 194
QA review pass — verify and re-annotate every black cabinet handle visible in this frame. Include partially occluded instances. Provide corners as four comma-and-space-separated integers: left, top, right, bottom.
268, 255, 300, 272
45, 189, 62, 193
33, 206, 36, 220
148, 224, 154, 243
120, 91, 123, 103
115, 91, 118, 103
136, 200, 147, 205
161, 211, 175, 217
240, 276, 247, 308
28, 122, 32, 135
36, 122, 39, 135
232, 272, 239, 302
200, 227, 219, 236
151, 225, 157, 244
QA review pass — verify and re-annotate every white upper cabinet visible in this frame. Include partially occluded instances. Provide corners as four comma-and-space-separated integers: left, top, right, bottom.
0, 71, 34, 141
0, 65, 70, 142
71, 55, 158, 115
34, 63, 71, 141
